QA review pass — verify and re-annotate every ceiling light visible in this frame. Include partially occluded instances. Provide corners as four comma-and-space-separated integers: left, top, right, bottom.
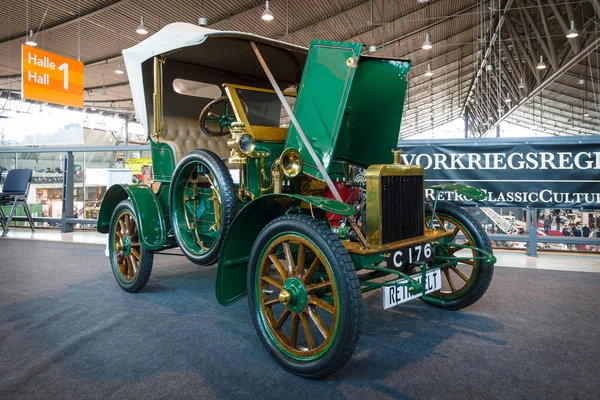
424, 63, 433, 77
368, 45, 377, 53
518, 79, 525, 89
262, 1, 274, 21
101, 86, 107, 96
536, 56, 546, 70
115, 61, 124, 74
578, 79, 585, 85
584, 112, 590, 117
198, 17, 208, 26
25, 30, 37, 47
566, 20, 578, 38
505, 98, 511, 104
486, 64, 493, 72
136, 16, 148, 35
422, 33, 432, 50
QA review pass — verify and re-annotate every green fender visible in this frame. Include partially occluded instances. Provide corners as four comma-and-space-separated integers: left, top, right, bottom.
97, 184, 167, 251
215, 193, 354, 306
429, 183, 486, 200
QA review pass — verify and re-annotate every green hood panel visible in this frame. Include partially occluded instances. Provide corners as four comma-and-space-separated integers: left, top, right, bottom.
284, 39, 411, 179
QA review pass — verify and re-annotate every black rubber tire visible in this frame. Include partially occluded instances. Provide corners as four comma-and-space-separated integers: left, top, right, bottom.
247, 214, 363, 379
170, 149, 237, 266
424, 202, 494, 310
109, 200, 154, 293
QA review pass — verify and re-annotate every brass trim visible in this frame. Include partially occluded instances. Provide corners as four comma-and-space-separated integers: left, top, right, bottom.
279, 290, 291, 305
225, 83, 297, 97
224, 83, 295, 142
365, 164, 425, 246
391, 149, 402, 164
281, 148, 303, 178
344, 229, 452, 255
152, 56, 164, 142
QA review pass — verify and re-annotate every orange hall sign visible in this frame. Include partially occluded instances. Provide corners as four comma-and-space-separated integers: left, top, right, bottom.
21, 45, 84, 108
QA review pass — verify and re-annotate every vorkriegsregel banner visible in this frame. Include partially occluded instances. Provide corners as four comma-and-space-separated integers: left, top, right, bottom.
398, 136, 600, 209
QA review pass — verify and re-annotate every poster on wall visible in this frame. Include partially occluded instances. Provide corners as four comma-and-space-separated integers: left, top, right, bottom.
399, 136, 600, 209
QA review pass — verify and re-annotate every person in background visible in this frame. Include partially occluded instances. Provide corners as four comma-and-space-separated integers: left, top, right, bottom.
555, 214, 561, 230
563, 224, 573, 250
582, 224, 590, 238
544, 215, 552, 234
572, 223, 582, 237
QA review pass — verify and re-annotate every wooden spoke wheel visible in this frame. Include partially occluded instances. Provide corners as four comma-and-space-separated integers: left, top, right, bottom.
248, 215, 362, 379
425, 202, 494, 310
170, 150, 237, 266
109, 200, 153, 292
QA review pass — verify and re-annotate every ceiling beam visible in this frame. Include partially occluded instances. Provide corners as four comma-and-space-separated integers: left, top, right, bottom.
0, 0, 134, 45
461, 0, 515, 116
364, 2, 480, 53
490, 34, 600, 133
547, 0, 580, 53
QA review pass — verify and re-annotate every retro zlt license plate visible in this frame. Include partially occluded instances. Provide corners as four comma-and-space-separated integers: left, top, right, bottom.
382, 270, 442, 310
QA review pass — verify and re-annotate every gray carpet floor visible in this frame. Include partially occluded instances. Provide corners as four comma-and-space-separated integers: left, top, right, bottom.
0, 239, 598, 400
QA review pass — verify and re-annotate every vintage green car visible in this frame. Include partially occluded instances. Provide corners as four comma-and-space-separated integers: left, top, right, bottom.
97, 23, 495, 379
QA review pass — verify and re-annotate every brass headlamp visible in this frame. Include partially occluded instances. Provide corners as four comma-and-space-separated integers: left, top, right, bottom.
228, 122, 255, 164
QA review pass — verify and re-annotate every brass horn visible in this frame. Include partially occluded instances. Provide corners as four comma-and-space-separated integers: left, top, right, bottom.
280, 148, 303, 178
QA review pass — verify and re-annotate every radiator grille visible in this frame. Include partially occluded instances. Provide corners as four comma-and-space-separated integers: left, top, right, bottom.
381, 175, 424, 244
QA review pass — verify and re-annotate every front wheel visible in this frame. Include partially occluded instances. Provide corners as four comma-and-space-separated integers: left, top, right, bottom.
247, 215, 363, 379
109, 200, 154, 292
424, 202, 494, 310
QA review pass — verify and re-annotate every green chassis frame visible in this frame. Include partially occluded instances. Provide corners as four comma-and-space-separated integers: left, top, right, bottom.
352, 242, 495, 307
345, 183, 493, 306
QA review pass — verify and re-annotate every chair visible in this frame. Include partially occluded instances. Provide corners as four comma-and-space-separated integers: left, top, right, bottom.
0, 167, 3, 230
0, 168, 35, 235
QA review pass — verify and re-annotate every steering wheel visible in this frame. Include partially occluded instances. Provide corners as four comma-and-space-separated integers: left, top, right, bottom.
200, 96, 252, 137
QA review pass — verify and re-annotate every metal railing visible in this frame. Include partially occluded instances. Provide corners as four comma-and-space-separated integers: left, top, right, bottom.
1, 146, 598, 256
0, 145, 149, 232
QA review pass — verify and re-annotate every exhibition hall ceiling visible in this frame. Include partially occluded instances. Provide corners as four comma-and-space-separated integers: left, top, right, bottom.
0, 0, 598, 137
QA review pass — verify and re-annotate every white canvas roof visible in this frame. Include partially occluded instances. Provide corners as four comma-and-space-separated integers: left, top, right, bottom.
122, 22, 307, 135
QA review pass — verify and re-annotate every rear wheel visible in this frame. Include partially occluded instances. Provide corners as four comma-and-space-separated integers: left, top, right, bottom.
170, 150, 237, 266
424, 202, 494, 310
247, 215, 362, 379
109, 200, 153, 292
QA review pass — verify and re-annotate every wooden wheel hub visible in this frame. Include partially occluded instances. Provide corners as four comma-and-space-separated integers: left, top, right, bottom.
122, 235, 132, 257
280, 277, 307, 313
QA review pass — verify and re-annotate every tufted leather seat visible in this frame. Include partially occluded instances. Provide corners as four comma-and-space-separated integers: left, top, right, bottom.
159, 117, 231, 165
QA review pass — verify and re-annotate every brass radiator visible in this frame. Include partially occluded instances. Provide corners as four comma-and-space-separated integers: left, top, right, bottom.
365, 164, 425, 246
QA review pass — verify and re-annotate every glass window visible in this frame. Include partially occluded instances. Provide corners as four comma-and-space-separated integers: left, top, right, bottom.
172, 79, 222, 99
235, 89, 295, 128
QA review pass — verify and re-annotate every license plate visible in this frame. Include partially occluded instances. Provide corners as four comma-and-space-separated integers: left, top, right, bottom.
385, 243, 435, 268
382, 269, 442, 310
